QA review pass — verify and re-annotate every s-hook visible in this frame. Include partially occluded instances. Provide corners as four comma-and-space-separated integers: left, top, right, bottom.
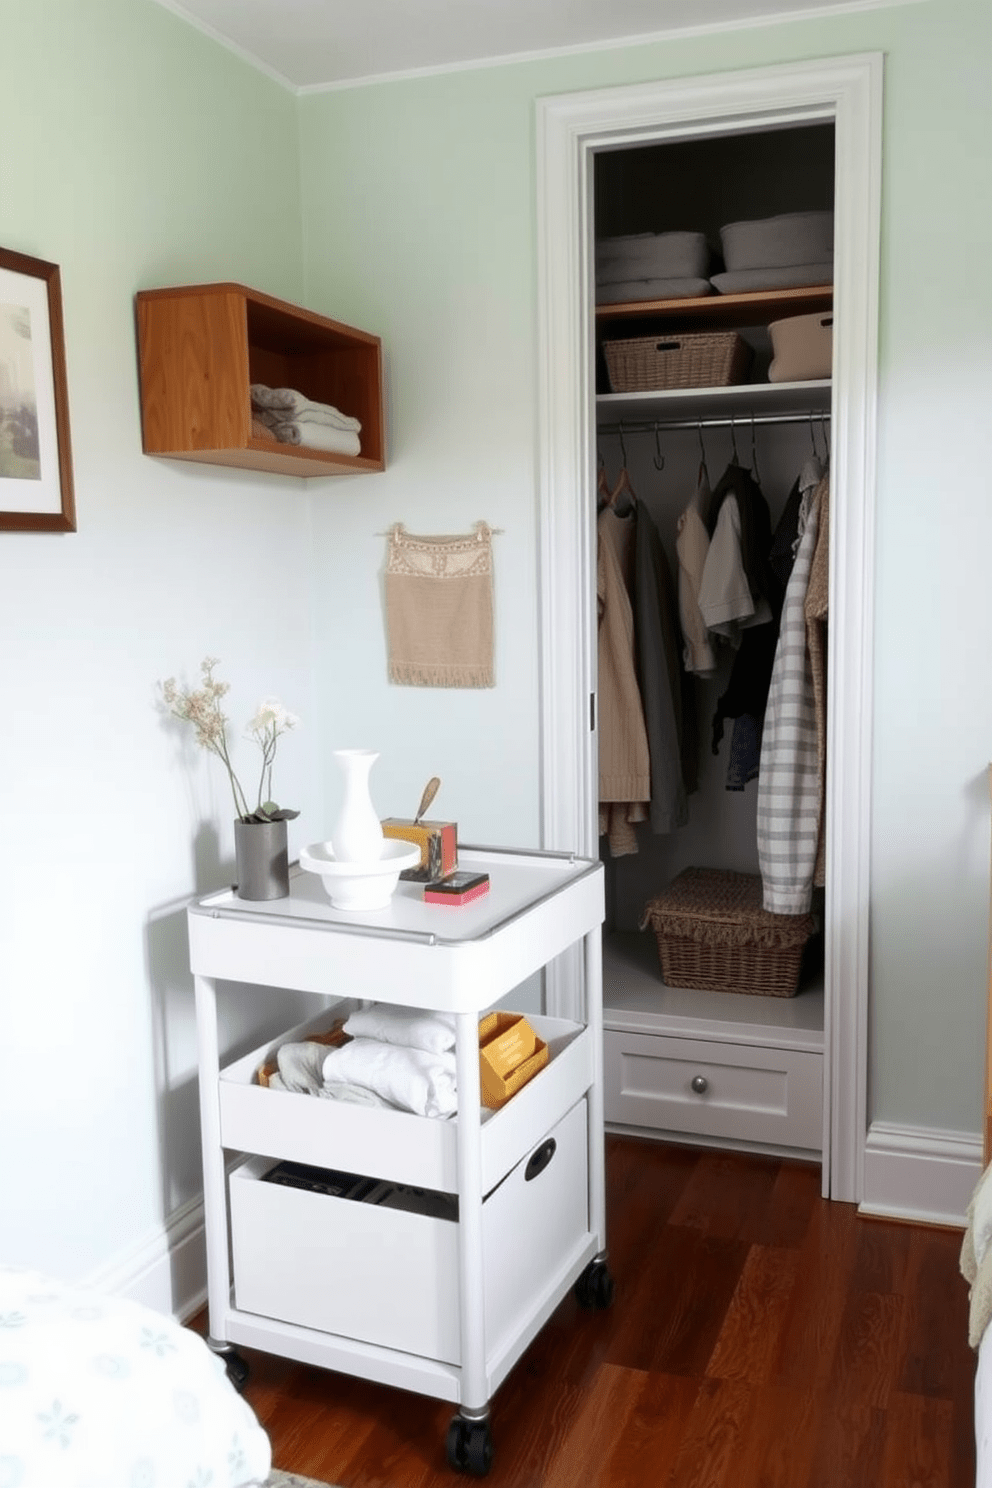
618, 421, 629, 469
652, 422, 666, 471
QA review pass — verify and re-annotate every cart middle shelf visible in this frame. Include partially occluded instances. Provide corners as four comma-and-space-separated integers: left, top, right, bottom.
218, 1003, 593, 1194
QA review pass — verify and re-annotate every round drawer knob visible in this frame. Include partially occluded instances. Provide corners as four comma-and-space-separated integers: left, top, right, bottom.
691, 1075, 709, 1095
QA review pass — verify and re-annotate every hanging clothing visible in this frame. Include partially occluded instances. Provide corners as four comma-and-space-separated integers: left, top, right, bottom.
632, 499, 690, 831
805, 475, 830, 888
756, 478, 825, 914
597, 505, 650, 856
698, 495, 769, 641
702, 462, 776, 634
701, 463, 780, 787
676, 466, 716, 675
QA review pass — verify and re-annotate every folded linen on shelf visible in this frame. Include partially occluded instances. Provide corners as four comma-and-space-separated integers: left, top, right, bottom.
263, 420, 362, 455
343, 1004, 456, 1054
719, 211, 834, 272
323, 1038, 458, 1118
710, 263, 833, 295
596, 276, 714, 305
250, 383, 361, 431
269, 1040, 390, 1105
596, 230, 710, 282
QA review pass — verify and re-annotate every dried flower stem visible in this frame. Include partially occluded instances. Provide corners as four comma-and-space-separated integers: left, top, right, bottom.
162, 658, 299, 823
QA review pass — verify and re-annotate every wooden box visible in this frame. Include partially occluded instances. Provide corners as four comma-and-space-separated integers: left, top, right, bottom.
381, 817, 457, 882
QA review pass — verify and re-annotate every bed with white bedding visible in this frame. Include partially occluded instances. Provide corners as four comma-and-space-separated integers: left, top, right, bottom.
0, 1264, 272, 1487
963, 1144, 992, 1486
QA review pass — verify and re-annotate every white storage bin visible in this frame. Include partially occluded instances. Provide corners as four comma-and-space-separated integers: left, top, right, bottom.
768, 311, 834, 383
229, 1097, 590, 1365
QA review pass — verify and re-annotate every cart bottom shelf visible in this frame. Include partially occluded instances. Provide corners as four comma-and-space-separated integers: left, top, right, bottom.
229, 1098, 591, 1370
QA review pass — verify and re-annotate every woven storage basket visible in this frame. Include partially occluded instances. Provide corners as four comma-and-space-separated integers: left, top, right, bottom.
603, 330, 752, 393
641, 868, 815, 998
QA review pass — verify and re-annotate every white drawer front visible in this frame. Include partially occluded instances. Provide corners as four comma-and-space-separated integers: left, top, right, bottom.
605, 1031, 822, 1150
229, 1098, 589, 1365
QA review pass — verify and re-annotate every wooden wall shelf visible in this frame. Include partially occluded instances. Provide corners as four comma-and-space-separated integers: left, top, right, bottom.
135, 283, 385, 478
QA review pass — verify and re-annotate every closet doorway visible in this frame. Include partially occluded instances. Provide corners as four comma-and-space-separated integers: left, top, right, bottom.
535, 55, 882, 1202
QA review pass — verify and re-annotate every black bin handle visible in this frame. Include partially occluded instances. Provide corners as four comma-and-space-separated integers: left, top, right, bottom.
524, 1137, 557, 1182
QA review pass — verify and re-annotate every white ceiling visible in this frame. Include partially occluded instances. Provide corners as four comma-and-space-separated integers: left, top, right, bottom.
153, 0, 900, 91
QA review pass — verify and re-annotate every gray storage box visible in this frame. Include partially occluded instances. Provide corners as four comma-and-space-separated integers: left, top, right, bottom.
719, 211, 834, 271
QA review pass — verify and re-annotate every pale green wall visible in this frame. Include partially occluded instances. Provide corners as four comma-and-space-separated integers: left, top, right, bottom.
0, 0, 319, 1287
4, 0, 990, 1295
299, 0, 992, 1137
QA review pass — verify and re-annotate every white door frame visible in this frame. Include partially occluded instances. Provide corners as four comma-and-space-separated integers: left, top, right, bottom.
535, 54, 882, 1203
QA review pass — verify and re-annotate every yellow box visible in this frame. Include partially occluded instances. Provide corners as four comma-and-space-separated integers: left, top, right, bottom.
478, 1012, 549, 1110
381, 818, 458, 882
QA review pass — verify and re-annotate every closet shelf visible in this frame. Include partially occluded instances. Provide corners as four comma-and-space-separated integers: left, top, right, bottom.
596, 283, 833, 331
602, 931, 824, 1051
597, 379, 831, 426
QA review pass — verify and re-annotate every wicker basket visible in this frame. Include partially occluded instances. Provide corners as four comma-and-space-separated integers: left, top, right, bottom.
641, 868, 815, 998
603, 330, 752, 393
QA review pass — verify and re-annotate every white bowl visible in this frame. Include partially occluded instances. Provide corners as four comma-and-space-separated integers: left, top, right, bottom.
299, 838, 421, 911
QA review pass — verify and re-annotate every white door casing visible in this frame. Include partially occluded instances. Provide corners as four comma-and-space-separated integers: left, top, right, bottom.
535, 54, 882, 1203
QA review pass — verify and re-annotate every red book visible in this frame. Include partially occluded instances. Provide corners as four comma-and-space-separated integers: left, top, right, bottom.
423, 871, 491, 906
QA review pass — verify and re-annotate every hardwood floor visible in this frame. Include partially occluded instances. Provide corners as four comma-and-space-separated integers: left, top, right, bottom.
228, 1136, 977, 1487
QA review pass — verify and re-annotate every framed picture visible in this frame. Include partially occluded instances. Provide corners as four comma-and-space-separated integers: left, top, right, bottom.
0, 246, 75, 532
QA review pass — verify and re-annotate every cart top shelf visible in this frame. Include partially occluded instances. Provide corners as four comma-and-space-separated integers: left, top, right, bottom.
187, 846, 605, 1011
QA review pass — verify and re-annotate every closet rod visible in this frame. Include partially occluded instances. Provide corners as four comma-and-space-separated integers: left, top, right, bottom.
598, 409, 831, 436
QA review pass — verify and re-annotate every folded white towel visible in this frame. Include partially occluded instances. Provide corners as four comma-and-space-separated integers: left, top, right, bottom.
253, 404, 363, 436
269, 1069, 393, 1106
267, 420, 362, 456
344, 1005, 456, 1054
250, 384, 361, 431
323, 1038, 457, 1118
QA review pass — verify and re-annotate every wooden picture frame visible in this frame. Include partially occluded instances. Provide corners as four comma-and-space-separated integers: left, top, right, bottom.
0, 246, 75, 532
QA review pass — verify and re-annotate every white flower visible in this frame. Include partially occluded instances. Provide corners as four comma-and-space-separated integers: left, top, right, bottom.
247, 699, 299, 736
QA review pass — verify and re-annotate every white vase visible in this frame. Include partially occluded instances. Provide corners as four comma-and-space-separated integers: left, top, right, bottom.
330, 749, 384, 864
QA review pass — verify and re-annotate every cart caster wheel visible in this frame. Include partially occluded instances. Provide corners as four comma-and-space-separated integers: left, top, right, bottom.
575, 1259, 615, 1310
446, 1415, 494, 1476
221, 1350, 250, 1393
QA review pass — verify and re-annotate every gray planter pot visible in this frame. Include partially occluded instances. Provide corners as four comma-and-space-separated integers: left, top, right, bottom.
234, 818, 289, 901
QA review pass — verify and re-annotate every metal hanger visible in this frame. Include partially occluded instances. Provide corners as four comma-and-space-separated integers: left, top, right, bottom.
750, 413, 762, 487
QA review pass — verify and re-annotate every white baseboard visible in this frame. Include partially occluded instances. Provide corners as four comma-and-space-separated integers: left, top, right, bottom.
861, 1120, 982, 1227
84, 1195, 207, 1322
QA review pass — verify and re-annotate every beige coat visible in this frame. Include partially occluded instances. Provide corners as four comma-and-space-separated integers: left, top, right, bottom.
597, 508, 650, 855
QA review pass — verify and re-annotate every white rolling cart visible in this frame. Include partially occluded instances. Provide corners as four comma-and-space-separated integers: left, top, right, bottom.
188, 845, 611, 1476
